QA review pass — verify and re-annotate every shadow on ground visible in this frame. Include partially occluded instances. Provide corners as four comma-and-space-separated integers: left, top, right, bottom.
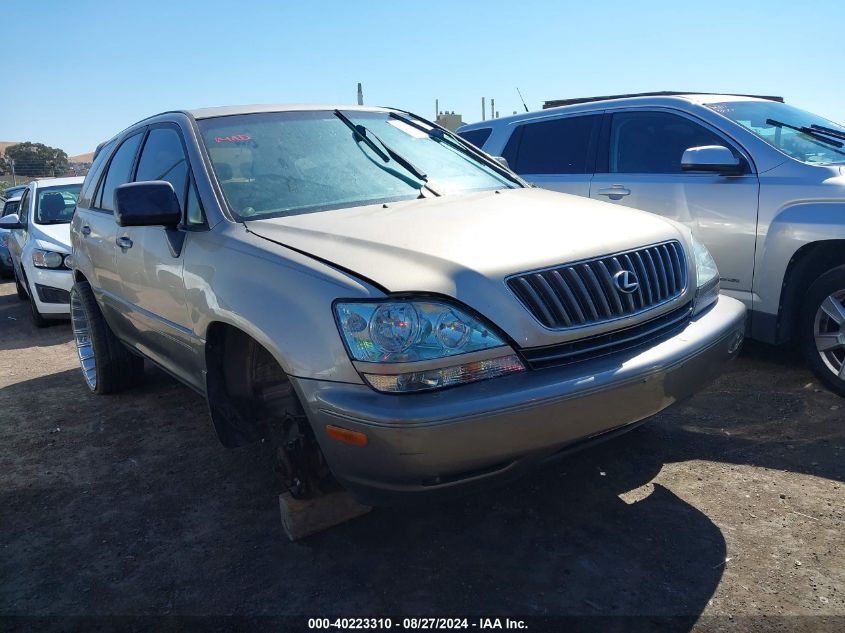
1, 339, 842, 628
0, 280, 71, 352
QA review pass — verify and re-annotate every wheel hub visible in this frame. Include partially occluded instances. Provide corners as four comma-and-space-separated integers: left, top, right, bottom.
814, 289, 845, 382
70, 292, 97, 390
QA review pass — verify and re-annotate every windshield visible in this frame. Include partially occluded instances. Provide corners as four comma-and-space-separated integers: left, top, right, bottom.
707, 101, 845, 165
197, 110, 517, 220
35, 184, 81, 224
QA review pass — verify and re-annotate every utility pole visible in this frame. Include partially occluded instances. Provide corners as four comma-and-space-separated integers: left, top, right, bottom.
490, 98, 495, 119
481, 97, 486, 121
357, 83, 363, 106
10, 159, 16, 186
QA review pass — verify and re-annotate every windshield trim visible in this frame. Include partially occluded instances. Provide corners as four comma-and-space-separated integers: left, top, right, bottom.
198, 109, 521, 223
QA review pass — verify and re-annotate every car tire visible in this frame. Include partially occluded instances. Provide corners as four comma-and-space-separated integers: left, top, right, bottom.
13, 267, 28, 300
28, 284, 51, 328
70, 280, 143, 394
800, 265, 845, 398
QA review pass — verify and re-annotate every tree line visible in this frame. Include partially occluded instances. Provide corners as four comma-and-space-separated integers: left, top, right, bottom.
0, 142, 70, 176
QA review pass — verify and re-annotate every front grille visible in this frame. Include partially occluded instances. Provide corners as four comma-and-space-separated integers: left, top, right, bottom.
520, 302, 693, 370
507, 241, 687, 330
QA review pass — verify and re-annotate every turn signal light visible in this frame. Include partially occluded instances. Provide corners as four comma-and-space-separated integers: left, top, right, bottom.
325, 425, 368, 447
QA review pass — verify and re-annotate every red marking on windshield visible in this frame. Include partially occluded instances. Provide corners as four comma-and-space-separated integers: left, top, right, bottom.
215, 134, 251, 143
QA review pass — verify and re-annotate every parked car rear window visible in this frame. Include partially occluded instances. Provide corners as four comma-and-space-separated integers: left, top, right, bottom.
504, 115, 598, 175
607, 111, 725, 174
35, 184, 82, 224
197, 110, 516, 220
457, 127, 493, 149
97, 133, 143, 212
707, 100, 845, 166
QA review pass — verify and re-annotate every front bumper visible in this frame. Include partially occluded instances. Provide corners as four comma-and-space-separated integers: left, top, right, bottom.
26, 265, 72, 317
294, 296, 746, 504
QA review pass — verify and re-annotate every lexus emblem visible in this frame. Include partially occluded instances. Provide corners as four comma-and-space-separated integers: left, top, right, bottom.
614, 270, 640, 294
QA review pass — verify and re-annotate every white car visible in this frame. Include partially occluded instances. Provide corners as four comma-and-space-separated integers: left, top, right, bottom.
0, 177, 84, 326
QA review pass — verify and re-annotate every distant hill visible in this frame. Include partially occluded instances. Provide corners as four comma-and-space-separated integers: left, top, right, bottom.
69, 151, 94, 163
0, 141, 22, 155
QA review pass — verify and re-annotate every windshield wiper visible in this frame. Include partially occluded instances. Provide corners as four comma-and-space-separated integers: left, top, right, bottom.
388, 111, 526, 187
766, 118, 844, 148
334, 110, 439, 195
809, 124, 845, 142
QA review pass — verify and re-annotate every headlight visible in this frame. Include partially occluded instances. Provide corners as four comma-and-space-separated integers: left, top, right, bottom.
63, 254, 74, 269
692, 236, 720, 315
334, 300, 525, 393
32, 249, 66, 269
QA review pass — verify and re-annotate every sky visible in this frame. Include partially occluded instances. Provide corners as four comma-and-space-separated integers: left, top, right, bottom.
2, 0, 844, 156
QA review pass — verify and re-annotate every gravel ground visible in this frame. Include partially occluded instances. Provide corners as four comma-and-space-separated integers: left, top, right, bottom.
0, 278, 843, 632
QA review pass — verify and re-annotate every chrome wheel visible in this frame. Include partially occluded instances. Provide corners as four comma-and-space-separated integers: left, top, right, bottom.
70, 290, 97, 390
814, 289, 845, 382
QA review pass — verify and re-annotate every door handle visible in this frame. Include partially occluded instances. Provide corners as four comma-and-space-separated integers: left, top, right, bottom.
81, 225, 91, 236
116, 236, 133, 249
596, 186, 631, 200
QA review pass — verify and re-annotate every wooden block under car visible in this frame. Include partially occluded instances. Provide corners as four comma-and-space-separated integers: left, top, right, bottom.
279, 490, 372, 540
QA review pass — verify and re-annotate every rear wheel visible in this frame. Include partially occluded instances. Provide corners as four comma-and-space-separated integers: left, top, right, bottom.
70, 280, 143, 394
800, 266, 845, 398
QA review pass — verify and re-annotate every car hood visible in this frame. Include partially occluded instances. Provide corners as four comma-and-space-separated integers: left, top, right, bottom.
32, 222, 71, 252
246, 188, 692, 347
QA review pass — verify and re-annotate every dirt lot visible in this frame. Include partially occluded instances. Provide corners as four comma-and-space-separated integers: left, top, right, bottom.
1, 278, 843, 632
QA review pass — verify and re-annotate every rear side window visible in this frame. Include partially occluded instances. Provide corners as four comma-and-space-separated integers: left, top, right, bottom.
458, 127, 493, 149
78, 139, 116, 209
97, 133, 143, 212
503, 115, 599, 175
135, 127, 189, 209
607, 111, 726, 174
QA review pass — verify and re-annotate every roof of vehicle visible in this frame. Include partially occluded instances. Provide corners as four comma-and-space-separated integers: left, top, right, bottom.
186, 103, 394, 120
459, 92, 786, 131
542, 91, 783, 109
28, 176, 85, 188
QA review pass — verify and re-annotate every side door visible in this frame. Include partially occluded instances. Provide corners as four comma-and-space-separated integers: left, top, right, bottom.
114, 124, 204, 387
590, 109, 760, 301
75, 133, 143, 321
501, 113, 601, 196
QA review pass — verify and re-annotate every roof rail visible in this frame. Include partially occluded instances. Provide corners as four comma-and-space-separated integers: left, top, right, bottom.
543, 91, 784, 109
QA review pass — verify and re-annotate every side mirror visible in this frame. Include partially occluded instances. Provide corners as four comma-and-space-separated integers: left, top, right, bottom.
681, 145, 744, 175
0, 213, 22, 229
492, 156, 511, 170
114, 181, 182, 228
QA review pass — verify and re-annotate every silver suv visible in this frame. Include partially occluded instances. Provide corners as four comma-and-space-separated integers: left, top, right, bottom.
459, 93, 845, 397
69, 104, 745, 504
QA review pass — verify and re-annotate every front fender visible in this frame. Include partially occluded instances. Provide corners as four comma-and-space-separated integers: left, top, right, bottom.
185, 224, 381, 385
754, 201, 845, 323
